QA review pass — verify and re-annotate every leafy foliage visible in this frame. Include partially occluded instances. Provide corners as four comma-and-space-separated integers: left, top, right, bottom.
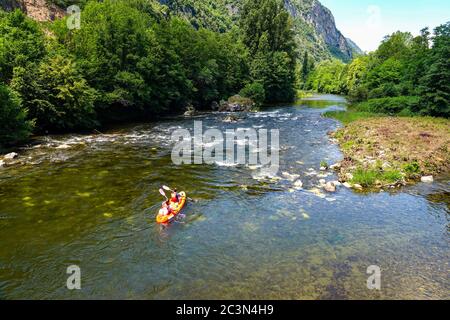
307, 22, 450, 118
240, 0, 296, 102
0, 83, 33, 147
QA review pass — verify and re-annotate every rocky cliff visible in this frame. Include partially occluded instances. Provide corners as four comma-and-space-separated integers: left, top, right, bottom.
0, 0, 64, 21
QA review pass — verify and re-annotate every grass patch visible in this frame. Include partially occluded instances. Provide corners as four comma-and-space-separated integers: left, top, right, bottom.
331, 116, 450, 187
351, 167, 403, 187
324, 109, 382, 124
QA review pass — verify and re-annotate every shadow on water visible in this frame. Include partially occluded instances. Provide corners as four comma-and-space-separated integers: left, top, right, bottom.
0, 94, 448, 299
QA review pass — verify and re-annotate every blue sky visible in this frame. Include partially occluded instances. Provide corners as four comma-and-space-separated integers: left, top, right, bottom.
320, 0, 450, 52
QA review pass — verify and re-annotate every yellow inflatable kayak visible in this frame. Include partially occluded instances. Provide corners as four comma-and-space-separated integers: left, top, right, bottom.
156, 191, 187, 224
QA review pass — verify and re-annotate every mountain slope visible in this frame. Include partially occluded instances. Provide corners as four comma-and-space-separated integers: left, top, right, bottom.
158, 0, 363, 62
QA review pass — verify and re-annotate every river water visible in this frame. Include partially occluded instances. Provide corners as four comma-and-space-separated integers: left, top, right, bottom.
0, 95, 448, 299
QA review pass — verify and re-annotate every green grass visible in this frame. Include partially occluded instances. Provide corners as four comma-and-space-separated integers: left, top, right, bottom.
324, 109, 382, 124
351, 167, 403, 187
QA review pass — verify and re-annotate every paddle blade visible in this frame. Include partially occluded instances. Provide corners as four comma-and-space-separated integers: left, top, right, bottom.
159, 188, 166, 197
162, 185, 172, 191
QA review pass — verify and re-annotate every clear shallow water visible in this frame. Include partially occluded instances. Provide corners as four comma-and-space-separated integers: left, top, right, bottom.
0, 95, 448, 299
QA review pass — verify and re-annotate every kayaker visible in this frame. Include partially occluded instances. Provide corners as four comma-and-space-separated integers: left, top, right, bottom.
171, 188, 180, 203
161, 200, 173, 216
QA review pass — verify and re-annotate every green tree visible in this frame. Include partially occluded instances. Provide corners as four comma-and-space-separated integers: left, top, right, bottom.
0, 9, 46, 83
240, 0, 297, 102
0, 83, 33, 147
417, 22, 450, 117
11, 55, 97, 131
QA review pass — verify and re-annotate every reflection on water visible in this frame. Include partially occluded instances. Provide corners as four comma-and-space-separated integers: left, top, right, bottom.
0, 95, 448, 299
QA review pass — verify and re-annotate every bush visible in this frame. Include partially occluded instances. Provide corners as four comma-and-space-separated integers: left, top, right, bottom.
356, 96, 420, 115
0, 84, 34, 147
239, 82, 266, 106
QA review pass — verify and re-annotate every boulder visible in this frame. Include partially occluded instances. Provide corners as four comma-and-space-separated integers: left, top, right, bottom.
324, 182, 336, 193
0, 160, 4, 167
353, 184, 363, 190
184, 105, 196, 117
421, 176, 434, 183
319, 179, 326, 186
293, 180, 303, 189
219, 95, 255, 112
320, 166, 327, 171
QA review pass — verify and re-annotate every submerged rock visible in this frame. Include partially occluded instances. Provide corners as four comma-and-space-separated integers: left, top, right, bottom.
421, 176, 434, 183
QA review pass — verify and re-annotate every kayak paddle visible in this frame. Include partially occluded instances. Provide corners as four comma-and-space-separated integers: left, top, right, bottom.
163, 185, 195, 202
159, 188, 168, 200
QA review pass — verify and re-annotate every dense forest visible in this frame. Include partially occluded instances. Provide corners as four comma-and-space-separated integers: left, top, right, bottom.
0, 0, 296, 147
305, 23, 450, 118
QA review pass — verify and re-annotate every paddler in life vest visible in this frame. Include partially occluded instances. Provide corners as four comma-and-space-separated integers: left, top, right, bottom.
170, 188, 180, 203
160, 200, 173, 216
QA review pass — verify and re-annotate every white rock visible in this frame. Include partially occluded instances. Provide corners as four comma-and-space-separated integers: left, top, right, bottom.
4, 152, 18, 160
0, 160, 4, 167
319, 179, 326, 186
324, 182, 336, 193
320, 166, 327, 171
345, 173, 354, 180
293, 180, 303, 189
353, 184, 363, 190
421, 176, 434, 183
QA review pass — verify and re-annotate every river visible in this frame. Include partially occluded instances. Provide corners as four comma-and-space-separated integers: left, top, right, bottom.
0, 95, 448, 299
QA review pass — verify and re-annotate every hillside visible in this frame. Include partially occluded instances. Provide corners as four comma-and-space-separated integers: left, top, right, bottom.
0, 0, 363, 62
158, 0, 363, 62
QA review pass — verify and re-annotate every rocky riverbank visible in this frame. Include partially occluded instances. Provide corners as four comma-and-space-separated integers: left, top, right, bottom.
328, 116, 450, 190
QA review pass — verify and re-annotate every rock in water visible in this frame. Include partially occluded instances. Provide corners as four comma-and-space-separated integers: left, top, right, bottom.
4, 152, 18, 160
184, 105, 196, 116
324, 182, 336, 193
421, 176, 434, 183
219, 95, 255, 112
293, 180, 303, 189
